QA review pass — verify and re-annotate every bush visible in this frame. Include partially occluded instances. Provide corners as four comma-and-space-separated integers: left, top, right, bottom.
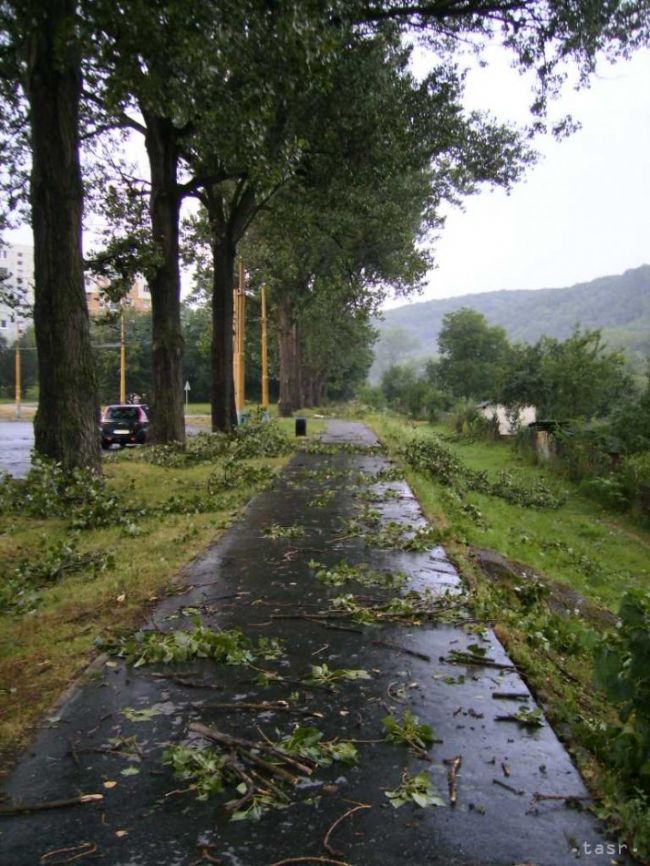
594, 590, 650, 792
0, 457, 124, 528
355, 385, 385, 411
449, 399, 499, 441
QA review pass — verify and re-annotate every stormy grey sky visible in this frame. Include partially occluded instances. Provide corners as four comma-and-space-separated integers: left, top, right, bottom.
394, 46, 650, 307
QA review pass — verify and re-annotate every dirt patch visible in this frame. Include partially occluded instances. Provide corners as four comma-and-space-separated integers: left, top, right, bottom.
469, 545, 618, 629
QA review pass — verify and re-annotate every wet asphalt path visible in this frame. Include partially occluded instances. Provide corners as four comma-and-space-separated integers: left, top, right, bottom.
0, 421, 627, 865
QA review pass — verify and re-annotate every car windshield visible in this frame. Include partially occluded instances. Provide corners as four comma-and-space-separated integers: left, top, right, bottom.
105, 407, 139, 422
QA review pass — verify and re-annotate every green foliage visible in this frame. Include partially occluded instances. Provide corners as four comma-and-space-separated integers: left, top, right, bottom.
385, 771, 445, 809
450, 399, 499, 441
103, 624, 283, 668
141, 417, 293, 469
279, 726, 358, 767
503, 328, 632, 421
380, 363, 450, 421
304, 663, 371, 686
383, 710, 435, 752
496, 706, 545, 728
207, 459, 276, 495
594, 590, 650, 791
401, 433, 566, 509
0, 536, 115, 615
309, 559, 406, 590
262, 522, 305, 540
164, 744, 227, 799
0, 457, 125, 529
438, 308, 512, 400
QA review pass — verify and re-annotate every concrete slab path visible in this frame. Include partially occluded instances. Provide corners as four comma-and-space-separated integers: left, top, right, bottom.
0, 421, 628, 865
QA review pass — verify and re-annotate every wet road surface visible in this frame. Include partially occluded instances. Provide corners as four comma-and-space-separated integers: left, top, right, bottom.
0, 421, 203, 477
0, 421, 628, 865
0, 421, 34, 477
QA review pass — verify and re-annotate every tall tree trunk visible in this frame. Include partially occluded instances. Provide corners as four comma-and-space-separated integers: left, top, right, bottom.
278, 295, 295, 417
28, 0, 100, 472
292, 323, 303, 411
207, 203, 237, 432
143, 113, 185, 444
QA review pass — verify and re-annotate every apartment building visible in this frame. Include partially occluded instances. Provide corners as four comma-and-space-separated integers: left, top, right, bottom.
84, 273, 152, 317
0, 243, 34, 338
0, 243, 151, 343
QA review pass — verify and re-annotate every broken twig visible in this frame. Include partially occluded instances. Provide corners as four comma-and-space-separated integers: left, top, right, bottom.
0, 794, 103, 817
444, 755, 462, 807
492, 779, 525, 796
371, 640, 431, 662
323, 803, 371, 857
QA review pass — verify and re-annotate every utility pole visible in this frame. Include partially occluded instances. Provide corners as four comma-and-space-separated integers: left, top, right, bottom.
260, 284, 269, 410
233, 285, 239, 413
120, 306, 126, 403
14, 321, 21, 419
236, 260, 246, 416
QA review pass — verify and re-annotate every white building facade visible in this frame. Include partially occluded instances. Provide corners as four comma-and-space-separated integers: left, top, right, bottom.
0, 243, 34, 340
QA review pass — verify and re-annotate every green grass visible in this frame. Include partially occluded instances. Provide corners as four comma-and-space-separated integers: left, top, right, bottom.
0, 442, 295, 771
369, 414, 650, 612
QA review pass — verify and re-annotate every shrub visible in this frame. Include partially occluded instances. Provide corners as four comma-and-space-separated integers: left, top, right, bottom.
594, 590, 650, 792
449, 399, 498, 441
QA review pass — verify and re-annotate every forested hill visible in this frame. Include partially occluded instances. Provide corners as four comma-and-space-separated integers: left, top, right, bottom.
374, 264, 650, 375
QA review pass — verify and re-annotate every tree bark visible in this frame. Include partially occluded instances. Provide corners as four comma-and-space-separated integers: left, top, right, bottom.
143, 112, 185, 444
278, 294, 295, 418
27, 0, 101, 472
206, 195, 237, 432
292, 323, 303, 411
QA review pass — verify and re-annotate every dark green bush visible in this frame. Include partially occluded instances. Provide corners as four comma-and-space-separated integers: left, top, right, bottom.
594, 590, 650, 792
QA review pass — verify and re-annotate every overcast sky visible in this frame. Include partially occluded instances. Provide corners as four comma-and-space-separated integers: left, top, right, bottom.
390, 45, 650, 308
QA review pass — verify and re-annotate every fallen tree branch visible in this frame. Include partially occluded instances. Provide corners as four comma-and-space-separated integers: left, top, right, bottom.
371, 640, 431, 661
444, 755, 462, 807
492, 779, 525, 796
268, 858, 352, 866
323, 803, 371, 857
0, 794, 103, 817
40, 841, 97, 864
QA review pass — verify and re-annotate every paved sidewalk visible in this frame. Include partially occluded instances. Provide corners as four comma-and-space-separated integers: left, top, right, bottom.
1, 421, 628, 865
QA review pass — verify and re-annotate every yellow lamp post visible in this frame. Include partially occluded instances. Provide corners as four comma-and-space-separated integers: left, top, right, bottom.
260, 284, 269, 410
119, 306, 126, 404
14, 321, 21, 419
234, 261, 246, 416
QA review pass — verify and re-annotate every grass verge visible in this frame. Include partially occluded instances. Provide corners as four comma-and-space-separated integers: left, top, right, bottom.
367, 412, 650, 859
0, 432, 299, 773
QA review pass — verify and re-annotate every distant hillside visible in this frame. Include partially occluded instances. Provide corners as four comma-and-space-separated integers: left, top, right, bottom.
371, 265, 650, 381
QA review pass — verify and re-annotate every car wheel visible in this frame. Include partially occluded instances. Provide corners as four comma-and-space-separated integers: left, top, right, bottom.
101, 440, 111, 450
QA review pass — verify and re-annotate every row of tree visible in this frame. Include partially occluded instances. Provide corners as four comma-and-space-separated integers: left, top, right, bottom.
0, 300, 373, 406
1, 0, 646, 471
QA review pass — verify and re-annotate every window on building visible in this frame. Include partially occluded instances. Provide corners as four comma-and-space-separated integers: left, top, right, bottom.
0, 320, 7, 329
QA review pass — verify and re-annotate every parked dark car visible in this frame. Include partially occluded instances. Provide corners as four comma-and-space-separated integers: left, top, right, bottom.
100, 404, 149, 449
